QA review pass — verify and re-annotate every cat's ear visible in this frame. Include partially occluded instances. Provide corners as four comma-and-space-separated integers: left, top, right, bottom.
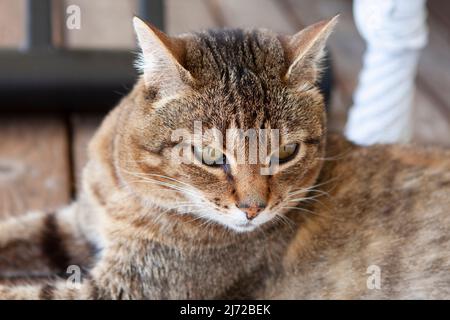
133, 17, 193, 93
280, 15, 338, 86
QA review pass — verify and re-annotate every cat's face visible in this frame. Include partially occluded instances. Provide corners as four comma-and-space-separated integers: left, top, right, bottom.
118, 17, 336, 232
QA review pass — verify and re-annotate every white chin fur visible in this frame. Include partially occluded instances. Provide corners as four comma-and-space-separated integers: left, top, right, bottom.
227, 223, 258, 233
194, 208, 275, 233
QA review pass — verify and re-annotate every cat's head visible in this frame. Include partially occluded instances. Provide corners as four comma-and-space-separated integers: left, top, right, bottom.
117, 17, 337, 232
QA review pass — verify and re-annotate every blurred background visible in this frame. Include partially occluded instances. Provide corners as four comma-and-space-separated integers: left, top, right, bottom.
0, 0, 449, 217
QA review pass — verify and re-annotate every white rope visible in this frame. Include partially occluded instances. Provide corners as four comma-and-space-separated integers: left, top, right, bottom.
345, 0, 428, 145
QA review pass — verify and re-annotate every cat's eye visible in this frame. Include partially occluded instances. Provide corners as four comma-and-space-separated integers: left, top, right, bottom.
271, 143, 299, 164
193, 146, 225, 166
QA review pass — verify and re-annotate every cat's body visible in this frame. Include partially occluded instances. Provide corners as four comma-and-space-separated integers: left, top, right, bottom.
0, 17, 449, 299
272, 137, 450, 299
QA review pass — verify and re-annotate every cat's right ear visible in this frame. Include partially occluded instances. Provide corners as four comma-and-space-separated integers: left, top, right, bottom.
280, 15, 338, 87
133, 17, 193, 94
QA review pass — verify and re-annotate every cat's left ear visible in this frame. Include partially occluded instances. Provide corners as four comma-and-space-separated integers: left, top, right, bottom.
133, 17, 194, 93
280, 15, 338, 86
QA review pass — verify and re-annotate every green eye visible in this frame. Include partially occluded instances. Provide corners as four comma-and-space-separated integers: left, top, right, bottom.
272, 143, 299, 164
193, 146, 225, 166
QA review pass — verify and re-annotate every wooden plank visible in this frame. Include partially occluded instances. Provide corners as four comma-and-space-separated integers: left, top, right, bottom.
0, 0, 25, 48
415, 4, 450, 120
71, 113, 103, 193
428, 0, 450, 29
413, 90, 450, 147
208, 0, 294, 34
0, 116, 71, 218
63, 0, 137, 49
407, 1, 450, 147
52, 0, 66, 48
166, 0, 217, 34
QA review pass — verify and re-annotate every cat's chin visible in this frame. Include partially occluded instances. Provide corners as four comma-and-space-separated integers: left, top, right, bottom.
217, 211, 277, 233
188, 207, 276, 233
228, 222, 258, 233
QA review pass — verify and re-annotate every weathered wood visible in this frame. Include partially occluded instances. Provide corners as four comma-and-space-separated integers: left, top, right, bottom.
71, 113, 103, 193
63, 0, 136, 49
166, 0, 216, 34
0, 116, 70, 218
207, 0, 293, 34
416, 3, 450, 121
428, 0, 450, 30
413, 90, 450, 147
0, 0, 25, 48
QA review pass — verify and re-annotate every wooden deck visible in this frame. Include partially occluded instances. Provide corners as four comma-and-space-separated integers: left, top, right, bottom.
1, 0, 449, 217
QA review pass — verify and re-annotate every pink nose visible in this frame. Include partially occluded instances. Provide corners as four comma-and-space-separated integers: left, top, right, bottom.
239, 204, 266, 220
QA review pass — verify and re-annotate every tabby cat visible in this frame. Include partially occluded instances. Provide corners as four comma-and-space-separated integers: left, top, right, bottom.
0, 16, 449, 299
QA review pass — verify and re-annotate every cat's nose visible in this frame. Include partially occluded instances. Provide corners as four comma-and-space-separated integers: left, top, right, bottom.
238, 203, 266, 220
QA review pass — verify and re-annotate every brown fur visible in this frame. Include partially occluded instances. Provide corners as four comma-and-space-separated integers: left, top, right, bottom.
0, 17, 449, 299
